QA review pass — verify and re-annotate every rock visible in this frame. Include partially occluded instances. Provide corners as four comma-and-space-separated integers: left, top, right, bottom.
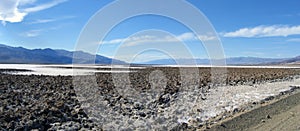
138, 112, 146, 117
233, 108, 239, 113
221, 123, 227, 128
158, 94, 171, 104
197, 109, 204, 112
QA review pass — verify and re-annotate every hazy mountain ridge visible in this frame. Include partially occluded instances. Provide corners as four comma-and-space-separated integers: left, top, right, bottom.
0, 44, 299, 65
281, 56, 300, 64
0, 44, 125, 64
141, 57, 299, 65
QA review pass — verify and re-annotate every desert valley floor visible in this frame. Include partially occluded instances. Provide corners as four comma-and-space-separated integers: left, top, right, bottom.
0, 64, 300, 130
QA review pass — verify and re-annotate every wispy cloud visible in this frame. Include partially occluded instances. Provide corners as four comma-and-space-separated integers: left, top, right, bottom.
19, 0, 37, 5
101, 32, 217, 46
0, 0, 68, 25
223, 25, 300, 38
28, 19, 57, 24
20, 23, 66, 37
22, 0, 67, 13
243, 51, 264, 56
287, 38, 300, 42
20, 29, 42, 37
27, 16, 75, 24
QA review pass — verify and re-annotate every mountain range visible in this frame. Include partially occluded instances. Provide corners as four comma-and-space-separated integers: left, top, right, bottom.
140, 56, 300, 65
0, 44, 299, 65
0, 44, 125, 64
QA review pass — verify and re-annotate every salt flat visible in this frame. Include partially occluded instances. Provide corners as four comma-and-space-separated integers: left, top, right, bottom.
0, 64, 143, 76
193, 76, 300, 123
156, 64, 300, 68
0, 64, 299, 76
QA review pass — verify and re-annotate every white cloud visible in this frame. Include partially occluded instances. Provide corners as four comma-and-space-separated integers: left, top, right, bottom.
223, 25, 300, 37
0, 0, 67, 25
176, 32, 195, 40
0, 0, 26, 24
176, 32, 217, 41
197, 35, 217, 41
101, 32, 217, 46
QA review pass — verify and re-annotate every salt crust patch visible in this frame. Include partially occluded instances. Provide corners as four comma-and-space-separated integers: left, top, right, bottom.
182, 77, 300, 123
0, 64, 142, 76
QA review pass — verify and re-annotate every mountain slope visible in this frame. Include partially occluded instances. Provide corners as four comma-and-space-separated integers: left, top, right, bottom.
0, 44, 126, 64
279, 56, 300, 65
282, 56, 300, 63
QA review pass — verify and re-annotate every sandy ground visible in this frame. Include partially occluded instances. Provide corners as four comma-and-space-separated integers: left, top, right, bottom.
209, 90, 300, 131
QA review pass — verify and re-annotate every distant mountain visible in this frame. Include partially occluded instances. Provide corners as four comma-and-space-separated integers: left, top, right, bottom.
141, 58, 209, 65
141, 57, 288, 65
279, 56, 300, 65
226, 57, 286, 65
0, 44, 126, 64
1, 44, 298, 66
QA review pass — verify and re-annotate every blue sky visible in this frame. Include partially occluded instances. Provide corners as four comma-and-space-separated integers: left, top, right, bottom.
0, 0, 300, 62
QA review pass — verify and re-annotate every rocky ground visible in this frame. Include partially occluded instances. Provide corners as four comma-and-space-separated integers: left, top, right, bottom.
1, 67, 300, 130
0, 74, 101, 130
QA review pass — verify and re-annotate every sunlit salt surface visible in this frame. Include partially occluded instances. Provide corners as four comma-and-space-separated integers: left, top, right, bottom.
177, 76, 300, 125
1, 64, 299, 76
0, 64, 143, 76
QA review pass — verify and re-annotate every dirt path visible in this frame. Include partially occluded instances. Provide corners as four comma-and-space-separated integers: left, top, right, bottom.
209, 90, 300, 131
